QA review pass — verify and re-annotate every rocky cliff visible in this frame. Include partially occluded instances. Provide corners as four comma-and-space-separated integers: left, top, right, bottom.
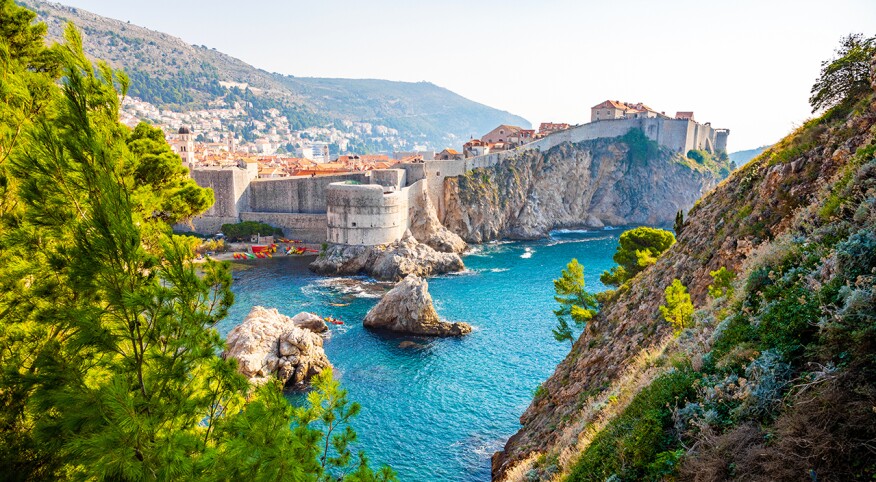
493, 59, 876, 481
443, 133, 728, 242
309, 230, 464, 281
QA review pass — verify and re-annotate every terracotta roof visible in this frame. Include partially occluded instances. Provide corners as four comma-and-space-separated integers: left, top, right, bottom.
592, 100, 629, 110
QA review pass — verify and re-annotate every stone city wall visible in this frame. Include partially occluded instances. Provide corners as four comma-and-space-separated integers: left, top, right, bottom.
248, 172, 367, 214
239, 212, 327, 243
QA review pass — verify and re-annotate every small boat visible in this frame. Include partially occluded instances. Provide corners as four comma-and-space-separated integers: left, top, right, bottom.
328, 302, 350, 307
323, 316, 345, 325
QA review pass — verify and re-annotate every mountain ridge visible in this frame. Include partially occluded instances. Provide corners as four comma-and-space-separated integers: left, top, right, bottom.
21, 0, 530, 150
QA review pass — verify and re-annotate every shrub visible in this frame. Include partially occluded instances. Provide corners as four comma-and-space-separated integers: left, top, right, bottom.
686, 149, 709, 164
621, 128, 660, 163
567, 368, 698, 482
220, 221, 283, 242
660, 279, 695, 335
708, 267, 736, 299
600, 227, 676, 287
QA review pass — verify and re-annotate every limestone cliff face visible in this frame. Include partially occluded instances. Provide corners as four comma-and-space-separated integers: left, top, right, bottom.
442, 138, 722, 242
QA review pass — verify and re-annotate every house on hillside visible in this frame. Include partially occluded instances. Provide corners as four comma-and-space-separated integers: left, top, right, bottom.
591, 100, 671, 122
538, 122, 571, 136
481, 125, 534, 148
436, 148, 463, 160
463, 138, 490, 158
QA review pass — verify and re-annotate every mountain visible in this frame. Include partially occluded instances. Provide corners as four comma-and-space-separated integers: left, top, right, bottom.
21, 0, 530, 151
729, 144, 770, 166
493, 59, 876, 480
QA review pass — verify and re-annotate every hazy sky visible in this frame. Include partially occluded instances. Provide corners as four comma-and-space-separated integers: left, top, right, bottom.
55, 0, 875, 151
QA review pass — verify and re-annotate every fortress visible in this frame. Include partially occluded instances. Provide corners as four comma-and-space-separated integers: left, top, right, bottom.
180, 108, 728, 245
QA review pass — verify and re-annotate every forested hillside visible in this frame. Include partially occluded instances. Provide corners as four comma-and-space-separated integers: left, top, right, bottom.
19, 0, 529, 149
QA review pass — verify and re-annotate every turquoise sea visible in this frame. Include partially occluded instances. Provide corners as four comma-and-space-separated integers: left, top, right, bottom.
219, 229, 622, 481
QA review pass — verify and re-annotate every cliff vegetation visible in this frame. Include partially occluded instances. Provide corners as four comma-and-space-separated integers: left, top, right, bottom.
495, 36, 876, 482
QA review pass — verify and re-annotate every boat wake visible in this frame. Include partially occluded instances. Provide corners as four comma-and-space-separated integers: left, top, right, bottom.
302, 277, 386, 299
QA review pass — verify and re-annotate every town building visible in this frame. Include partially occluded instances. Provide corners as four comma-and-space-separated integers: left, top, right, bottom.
538, 123, 571, 136
436, 148, 463, 160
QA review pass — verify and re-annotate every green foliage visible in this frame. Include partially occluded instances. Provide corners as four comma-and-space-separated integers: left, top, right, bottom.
566, 368, 697, 482
621, 128, 660, 163
809, 33, 876, 113
659, 280, 695, 335
674, 210, 684, 236
126, 122, 214, 223
552, 259, 598, 344
708, 267, 736, 299
220, 220, 284, 242
533, 384, 548, 400
0, 5, 391, 480
686, 149, 709, 164
600, 227, 676, 287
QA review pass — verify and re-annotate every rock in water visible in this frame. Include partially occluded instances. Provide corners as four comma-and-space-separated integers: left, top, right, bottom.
309, 230, 464, 281
291, 311, 328, 333
224, 306, 331, 387
363, 275, 472, 336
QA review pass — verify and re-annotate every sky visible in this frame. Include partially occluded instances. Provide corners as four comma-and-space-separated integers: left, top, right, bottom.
54, 0, 875, 151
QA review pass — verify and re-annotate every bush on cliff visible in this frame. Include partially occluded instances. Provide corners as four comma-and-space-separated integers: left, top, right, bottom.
621, 128, 660, 163
659, 280, 694, 335
600, 227, 676, 288
566, 368, 697, 482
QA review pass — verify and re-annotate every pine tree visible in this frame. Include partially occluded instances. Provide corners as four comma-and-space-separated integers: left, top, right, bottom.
552, 259, 598, 344
674, 210, 684, 236
0, 4, 394, 480
600, 227, 676, 287
659, 279, 694, 335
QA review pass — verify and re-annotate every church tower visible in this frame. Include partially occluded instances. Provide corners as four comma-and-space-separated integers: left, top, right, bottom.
176, 126, 195, 165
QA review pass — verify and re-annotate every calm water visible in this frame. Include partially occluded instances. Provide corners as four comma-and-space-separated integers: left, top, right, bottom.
219, 229, 621, 481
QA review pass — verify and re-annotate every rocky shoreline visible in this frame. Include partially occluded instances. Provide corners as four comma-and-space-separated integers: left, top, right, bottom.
309, 230, 465, 281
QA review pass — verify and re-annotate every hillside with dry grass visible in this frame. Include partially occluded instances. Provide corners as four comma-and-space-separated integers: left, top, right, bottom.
494, 45, 876, 482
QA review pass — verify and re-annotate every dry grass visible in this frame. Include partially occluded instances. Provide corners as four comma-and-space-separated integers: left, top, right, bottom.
500, 338, 676, 482
679, 372, 876, 481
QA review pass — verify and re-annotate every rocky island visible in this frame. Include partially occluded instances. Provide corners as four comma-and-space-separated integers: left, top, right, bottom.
223, 306, 331, 387
364, 275, 472, 336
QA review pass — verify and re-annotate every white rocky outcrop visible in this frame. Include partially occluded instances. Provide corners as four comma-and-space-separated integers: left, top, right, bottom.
309, 230, 464, 281
224, 306, 330, 387
408, 187, 467, 253
363, 275, 472, 336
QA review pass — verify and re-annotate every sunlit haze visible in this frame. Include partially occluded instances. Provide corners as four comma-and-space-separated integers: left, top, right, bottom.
55, 0, 875, 150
